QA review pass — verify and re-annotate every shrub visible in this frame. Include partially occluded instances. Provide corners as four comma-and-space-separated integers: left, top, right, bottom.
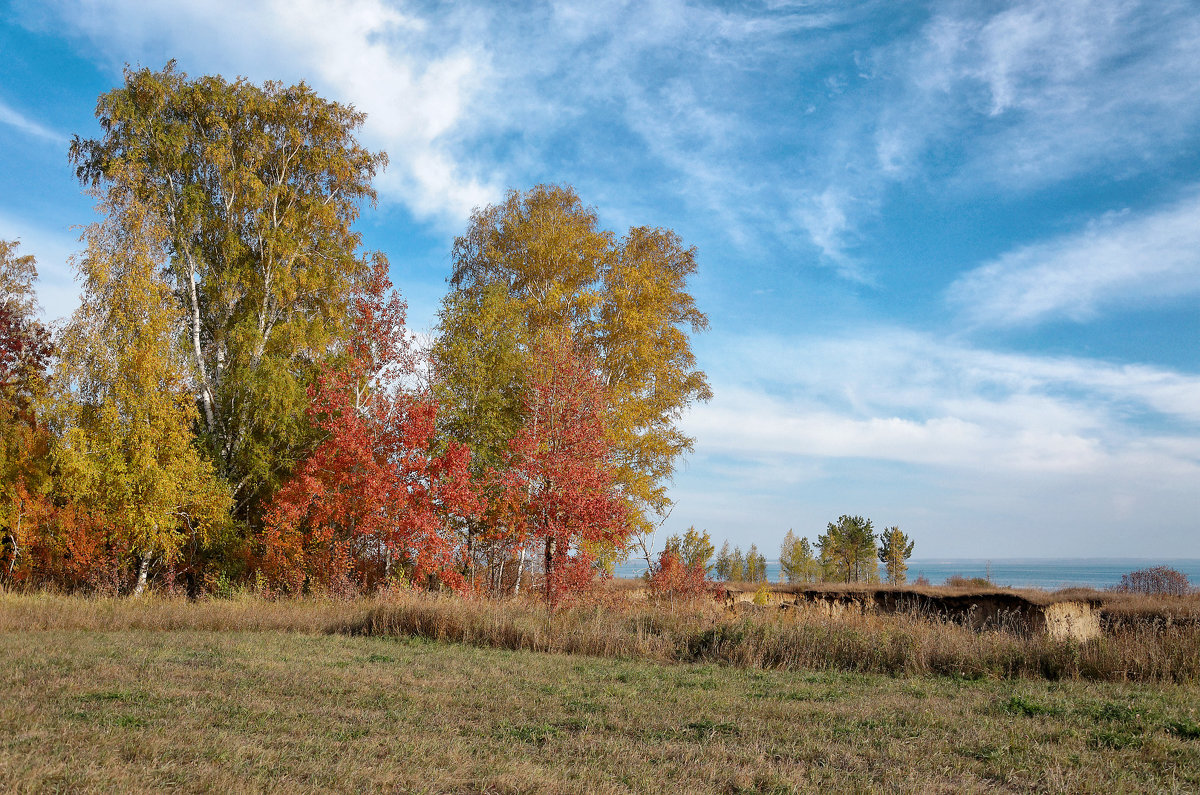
1114, 566, 1191, 597
946, 575, 992, 588
648, 550, 715, 599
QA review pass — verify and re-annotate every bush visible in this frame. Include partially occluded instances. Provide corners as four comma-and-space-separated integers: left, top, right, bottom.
648, 550, 716, 599
945, 575, 992, 588
1114, 566, 1191, 597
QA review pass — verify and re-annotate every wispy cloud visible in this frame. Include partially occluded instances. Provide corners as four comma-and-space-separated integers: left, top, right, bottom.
947, 191, 1200, 328
668, 328, 1200, 555
903, 0, 1200, 189
689, 328, 1200, 476
21, 0, 864, 255
0, 98, 67, 144
30, 0, 500, 224
785, 0, 1200, 272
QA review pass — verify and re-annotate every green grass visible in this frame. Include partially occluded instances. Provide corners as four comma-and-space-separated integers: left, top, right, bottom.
2, 629, 1198, 793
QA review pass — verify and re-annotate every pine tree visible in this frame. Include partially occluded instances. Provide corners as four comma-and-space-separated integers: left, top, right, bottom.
877, 526, 915, 584
817, 515, 877, 583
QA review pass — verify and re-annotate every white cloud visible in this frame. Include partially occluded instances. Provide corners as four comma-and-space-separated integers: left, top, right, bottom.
787, 0, 1200, 272
947, 191, 1200, 327
687, 328, 1200, 477
690, 389, 1110, 474
27, 0, 846, 237
0, 98, 67, 144
669, 328, 1200, 555
899, 0, 1200, 188
32, 0, 500, 224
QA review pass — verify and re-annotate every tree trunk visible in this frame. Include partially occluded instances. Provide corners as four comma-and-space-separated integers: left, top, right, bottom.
544, 538, 556, 606
513, 547, 526, 595
133, 556, 151, 597
5, 508, 20, 577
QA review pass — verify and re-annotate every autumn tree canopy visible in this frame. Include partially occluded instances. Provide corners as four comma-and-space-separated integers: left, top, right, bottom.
5, 71, 712, 600
439, 184, 711, 537
70, 62, 387, 523
0, 240, 54, 582
55, 180, 231, 594
779, 529, 820, 584
663, 526, 715, 573
498, 335, 629, 607
259, 262, 480, 596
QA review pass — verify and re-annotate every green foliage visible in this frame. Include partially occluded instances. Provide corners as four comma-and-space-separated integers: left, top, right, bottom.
817, 515, 878, 583
662, 526, 715, 573
713, 540, 754, 582
878, 526, 915, 584
70, 61, 386, 524
430, 284, 526, 477
713, 541, 731, 580
744, 544, 767, 583
729, 547, 745, 582
779, 529, 820, 584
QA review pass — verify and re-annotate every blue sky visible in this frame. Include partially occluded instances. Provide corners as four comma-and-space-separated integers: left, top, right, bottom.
2, 0, 1198, 558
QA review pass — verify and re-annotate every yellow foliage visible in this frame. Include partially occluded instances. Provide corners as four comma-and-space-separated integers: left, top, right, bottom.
445, 185, 711, 534
55, 176, 230, 571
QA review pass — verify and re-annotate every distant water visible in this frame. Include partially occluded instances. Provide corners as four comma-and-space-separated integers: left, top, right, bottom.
613, 558, 1200, 590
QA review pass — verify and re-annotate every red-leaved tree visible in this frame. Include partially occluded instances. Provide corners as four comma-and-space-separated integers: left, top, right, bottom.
648, 549, 716, 600
259, 260, 480, 595
500, 336, 628, 607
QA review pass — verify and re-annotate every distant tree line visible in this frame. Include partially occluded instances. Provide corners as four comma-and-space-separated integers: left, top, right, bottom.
657, 517, 916, 586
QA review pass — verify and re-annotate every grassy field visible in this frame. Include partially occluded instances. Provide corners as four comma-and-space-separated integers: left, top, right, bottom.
3, 628, 1199, 793
3, 592, 1199, 792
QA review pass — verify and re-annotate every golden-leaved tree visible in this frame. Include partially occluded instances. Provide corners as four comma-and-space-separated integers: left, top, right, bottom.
56, 178, 230, 594
70, 62, 386, 524
438, 184, 711, 541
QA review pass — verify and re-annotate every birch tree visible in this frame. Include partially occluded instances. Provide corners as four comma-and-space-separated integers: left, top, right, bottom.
70, 62, 385, 523
441, 184, 710, 537
56, 180, 230, 594
0, 241, 54, 581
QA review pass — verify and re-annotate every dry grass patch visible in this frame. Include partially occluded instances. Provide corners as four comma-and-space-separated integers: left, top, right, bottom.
0, 591, 365, 633
351, 594, 1200, 683
4, 591, 1199, 684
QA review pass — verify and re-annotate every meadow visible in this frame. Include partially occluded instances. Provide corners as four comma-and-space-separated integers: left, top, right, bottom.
3, 589, 1198, 793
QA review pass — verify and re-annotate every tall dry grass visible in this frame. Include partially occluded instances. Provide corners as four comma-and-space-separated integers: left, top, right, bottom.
4, 589, 1197, 683
348, 595, 1200, 683
0, 590, 365, 633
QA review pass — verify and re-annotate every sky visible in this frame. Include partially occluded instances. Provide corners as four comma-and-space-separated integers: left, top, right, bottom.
1, 0, 1198, 559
